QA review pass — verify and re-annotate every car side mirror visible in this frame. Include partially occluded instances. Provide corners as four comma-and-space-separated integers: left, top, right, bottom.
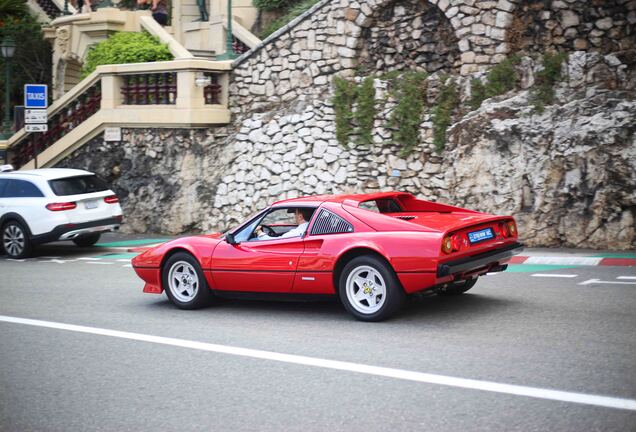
225, 233, 239, 245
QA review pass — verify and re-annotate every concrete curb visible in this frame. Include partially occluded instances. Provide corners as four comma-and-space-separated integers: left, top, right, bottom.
510, 256, 636, 266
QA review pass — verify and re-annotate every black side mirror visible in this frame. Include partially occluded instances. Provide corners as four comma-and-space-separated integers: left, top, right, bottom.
225, 233, 238, 245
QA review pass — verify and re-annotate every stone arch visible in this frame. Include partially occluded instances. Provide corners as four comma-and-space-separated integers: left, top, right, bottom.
355, 0, 462, 74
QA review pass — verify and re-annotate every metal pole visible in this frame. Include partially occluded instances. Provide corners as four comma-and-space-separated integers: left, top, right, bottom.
217, 0, 236, 60
2, 59, 10, 134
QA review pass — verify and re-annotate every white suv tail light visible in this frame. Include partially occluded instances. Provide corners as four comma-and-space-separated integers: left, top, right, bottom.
104, 195, 119, 204
46, 202, 77, 211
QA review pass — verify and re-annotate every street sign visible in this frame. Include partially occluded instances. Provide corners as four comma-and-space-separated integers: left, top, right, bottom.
24, 84, 48, 109
25, 124, 48, 133
104, 127, 122, 142
25, 109, 48, 124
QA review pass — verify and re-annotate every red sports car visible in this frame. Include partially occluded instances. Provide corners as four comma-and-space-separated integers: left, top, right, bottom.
132, 192, 523, 321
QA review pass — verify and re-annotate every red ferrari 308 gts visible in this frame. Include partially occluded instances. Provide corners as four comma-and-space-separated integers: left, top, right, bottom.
132, 192, 523, 321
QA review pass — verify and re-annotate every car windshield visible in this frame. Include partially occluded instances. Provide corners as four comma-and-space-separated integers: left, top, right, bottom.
49, 175, 109, 196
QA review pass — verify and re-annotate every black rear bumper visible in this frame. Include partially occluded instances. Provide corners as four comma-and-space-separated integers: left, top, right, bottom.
31, 216, 123, 245
437, 242, 524, 277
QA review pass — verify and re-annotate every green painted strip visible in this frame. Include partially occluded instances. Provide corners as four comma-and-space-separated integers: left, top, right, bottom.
96, 239, 170, 247
592, 252, 636, 258
93, 253, 139, 259
505, 264, 578, 273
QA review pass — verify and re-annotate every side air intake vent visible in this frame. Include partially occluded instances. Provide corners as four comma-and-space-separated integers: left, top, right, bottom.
394, 216, 416, 220
310, 210, 354, 235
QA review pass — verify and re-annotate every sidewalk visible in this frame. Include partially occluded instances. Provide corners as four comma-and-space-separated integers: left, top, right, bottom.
96, 232, 636, 266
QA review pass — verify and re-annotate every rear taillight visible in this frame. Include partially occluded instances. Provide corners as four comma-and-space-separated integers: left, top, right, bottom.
104, 195, 119, 204
442, 236, 453, 254
507, 220, 517, 237
46, 202, 77, 211
499, 220, 517, 238
451, 234, 462, 251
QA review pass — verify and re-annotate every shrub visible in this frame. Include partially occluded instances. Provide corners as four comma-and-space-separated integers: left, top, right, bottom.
389, 71, 428, 156
530, 52, 567, 113
354, 76, 376, 146
469, 55, 520, 110
254, 0, 291, 10
432, 78, 459, 151
81, 32, 172, 78
333, 76, 356, 147
259, 0, 320, 39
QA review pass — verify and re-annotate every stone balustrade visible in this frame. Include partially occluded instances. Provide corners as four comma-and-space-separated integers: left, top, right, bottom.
6, 59, 232, 169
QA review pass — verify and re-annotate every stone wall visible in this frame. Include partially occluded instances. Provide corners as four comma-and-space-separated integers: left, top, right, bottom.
56, 128, 235, 234
508, 0, 635, 55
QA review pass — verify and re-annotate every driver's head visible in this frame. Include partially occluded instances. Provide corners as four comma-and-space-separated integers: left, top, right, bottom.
294, 208, 313, 224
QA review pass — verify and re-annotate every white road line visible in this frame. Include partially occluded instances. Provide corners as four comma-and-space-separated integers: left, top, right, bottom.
116, 259, 131, 262
579, 279, 636, 286
531, 274, 577, 278
122, 264, 132, 268
0, 315, 635, 412
77, 257, 100, 261
617, 276, 636, 280
86, 262, 113, 265
525, 257, 602, 266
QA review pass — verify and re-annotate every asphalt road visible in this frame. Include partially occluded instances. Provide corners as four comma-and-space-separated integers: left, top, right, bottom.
1, 244, 635, 431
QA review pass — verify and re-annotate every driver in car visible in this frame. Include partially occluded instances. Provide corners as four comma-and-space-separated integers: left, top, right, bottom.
255, 208, 313, 240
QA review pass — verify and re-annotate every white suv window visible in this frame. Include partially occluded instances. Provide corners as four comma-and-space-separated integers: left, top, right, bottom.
49, 175, 109, 196
3, 179, 45, 198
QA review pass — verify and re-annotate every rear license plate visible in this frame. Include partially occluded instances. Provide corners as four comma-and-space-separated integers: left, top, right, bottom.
468, 228, 494, 244
84, 201, 98, 209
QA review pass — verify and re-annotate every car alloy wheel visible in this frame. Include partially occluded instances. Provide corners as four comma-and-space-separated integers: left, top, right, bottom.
2, 222, 32, 259
339, 255, 405, 322
162, 252, 214, 309
168, 260, 200, 303
345, 265, 387, 314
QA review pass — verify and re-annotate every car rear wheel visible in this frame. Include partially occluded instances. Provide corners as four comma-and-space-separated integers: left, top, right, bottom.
73, 233, 101, 247
339, 255, 405, 322
435, 278, 478, 296
2, 221, 33, 259
162, 252, 213, 309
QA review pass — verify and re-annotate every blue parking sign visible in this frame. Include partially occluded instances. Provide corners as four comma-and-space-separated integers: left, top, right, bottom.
24, 84, 48, 109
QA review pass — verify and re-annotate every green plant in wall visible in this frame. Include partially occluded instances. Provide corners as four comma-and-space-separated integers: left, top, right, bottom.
432, 77, 459, 152
81, 32, 173, 78
388, 71, 427, 156
332, 76, 356, 147
259, 0, 321, 39
469, 54, 520, 110
530, 52, 567, 113
354, 76, 376, 146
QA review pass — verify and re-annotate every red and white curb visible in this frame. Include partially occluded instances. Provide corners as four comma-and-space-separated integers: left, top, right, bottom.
510, 256, 636, 266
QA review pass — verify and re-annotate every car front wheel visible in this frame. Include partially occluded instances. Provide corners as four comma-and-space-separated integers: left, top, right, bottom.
162, 252, 213, 309
339, 255, 405, 322
2, 221, 33, 259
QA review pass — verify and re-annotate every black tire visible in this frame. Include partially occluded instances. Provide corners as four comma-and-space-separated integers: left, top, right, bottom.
73, 233, 101, 247
2, 221, 33, 259
435, 278, 478, 296
338, 255, 405, 322
162, 252, 214, 310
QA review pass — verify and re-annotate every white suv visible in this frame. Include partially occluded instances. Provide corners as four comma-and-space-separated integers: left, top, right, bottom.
0, 167, 123, 258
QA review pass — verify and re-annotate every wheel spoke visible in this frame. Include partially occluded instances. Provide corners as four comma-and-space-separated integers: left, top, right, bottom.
354, 288, 367, 302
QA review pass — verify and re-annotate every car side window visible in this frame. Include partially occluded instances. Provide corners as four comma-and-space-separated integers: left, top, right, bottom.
310, 210, 354, 235
0, 179, 8, 198
3, 180, 45, 198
